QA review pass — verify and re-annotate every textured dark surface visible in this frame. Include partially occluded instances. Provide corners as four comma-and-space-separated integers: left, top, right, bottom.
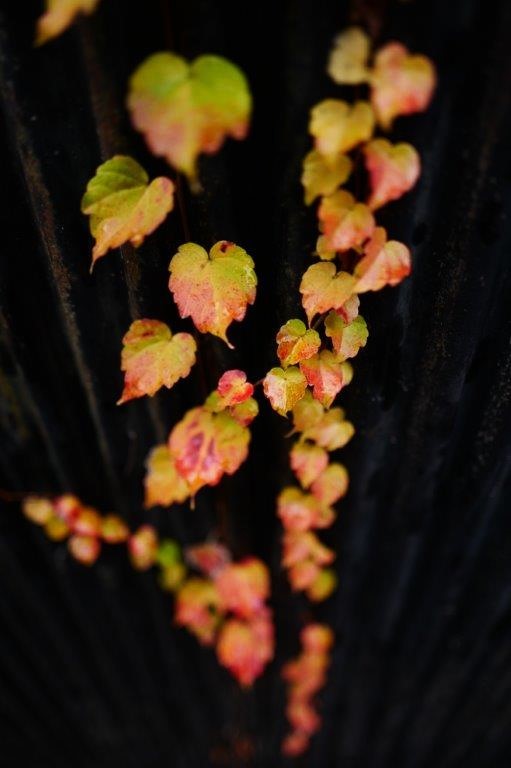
1, 0, 511, 766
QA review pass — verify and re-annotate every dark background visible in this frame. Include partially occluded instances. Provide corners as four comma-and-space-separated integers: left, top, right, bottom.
1, 0, 511, 765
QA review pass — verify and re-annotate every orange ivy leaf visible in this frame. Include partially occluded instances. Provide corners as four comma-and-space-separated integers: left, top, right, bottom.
299, 404, 355, 452
277, 487, 334, 531
354, 227, 411, 292
301, 149, 352, 206
216, 369, 254, 405
216, 558, 270, 619
128, 53, 252, 182
263, 366, 308, 416
310, 100, 374, 159
81, 155, 174, 271
327, 26, 371, 84
175, 577, 221, 646
185, 542, 231, 577
72, 506, 102, 537
22, 496, 54, 525
168, 406, 250, 495
68, 534, 101, 565
370, 42, 436, 129
35, 0, 100, 45
101, 514, 130, 544
318, 190, 375, 252
337, 294, 360, 323
324, 312, 368, 361
311, 463, 349, 506
290, 442, 329, 488
144, 444, 190, 508
276, 320, 321, 367
364, 139, 420, 210
216, 609, 274, 687
283, 531, 335, 579
300, 263, 356, 325
128, 525, 158, 571
168, 241, 256, 347
299, 352, 354, 408
118, 319, 196, 404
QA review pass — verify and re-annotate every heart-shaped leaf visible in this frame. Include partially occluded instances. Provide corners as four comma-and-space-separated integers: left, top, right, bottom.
81, 155, 174, 270
118, 319, 196, 404
364, 138, 420, 210
128, 53, 252, 182
168, 241, 256, 347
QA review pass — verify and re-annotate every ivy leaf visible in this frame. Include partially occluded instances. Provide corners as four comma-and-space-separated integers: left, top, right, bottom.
364, 139, 420, 210
35, 0, 100, 45
336, 294, 360, 323
263, 366, 308, 416
216, 558, 270, 619
175, 577, 222, 646
128, 52, 252, 182
291, 391, 325, 433
307, 568, 338, 602
310, 100, 374, 159
118, 319, 196, 404
300, 352, 354, 408
216, 370, 254, 405
216, 610, 274, 687
185, 542, 231, 577
168, 241, 256, 347
144, 445, 190, 508
278, 488, 335, 532
315, 234, 337, 261
370, 42, 436, 129
68, 534, 101, 565
168, 407, 250, 495
301, 407, 355, 452
318, 190, 375, 252
327, 27, 371, 85
354, 227, 411, 292
101, 515, 130, 544
301, 149, 352, 206
229, 398, 259, 427
81, 155, 174, 271
282, 531, 335, 573
128, 525, 158, 571
276, 320, 321, 367
325, 313, 368, 361
290, 442, 329, 488
300, 263, 356, 325
310, 464, 349, 506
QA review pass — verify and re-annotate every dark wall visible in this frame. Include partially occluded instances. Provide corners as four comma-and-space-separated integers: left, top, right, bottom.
1, 1, 511, 766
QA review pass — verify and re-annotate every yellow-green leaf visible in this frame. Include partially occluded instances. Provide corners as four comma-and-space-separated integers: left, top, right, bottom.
276, 319, 321, 367
300, 263, 356, 325
144, 445, 190, 508
118, 319, 196, 404
327, 27, 371, 85
310, 99, 374, 159
301, 149, 352, 206
128, 52, 252, 182
81, 155, 174, 270
325, 313, 368, 361
301, 407, 355, 451
263, 366, 308, 416
168, 241, 256, 347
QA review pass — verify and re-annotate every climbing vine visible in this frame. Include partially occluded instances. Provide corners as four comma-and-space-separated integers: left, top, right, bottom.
19, 6, 436, 759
